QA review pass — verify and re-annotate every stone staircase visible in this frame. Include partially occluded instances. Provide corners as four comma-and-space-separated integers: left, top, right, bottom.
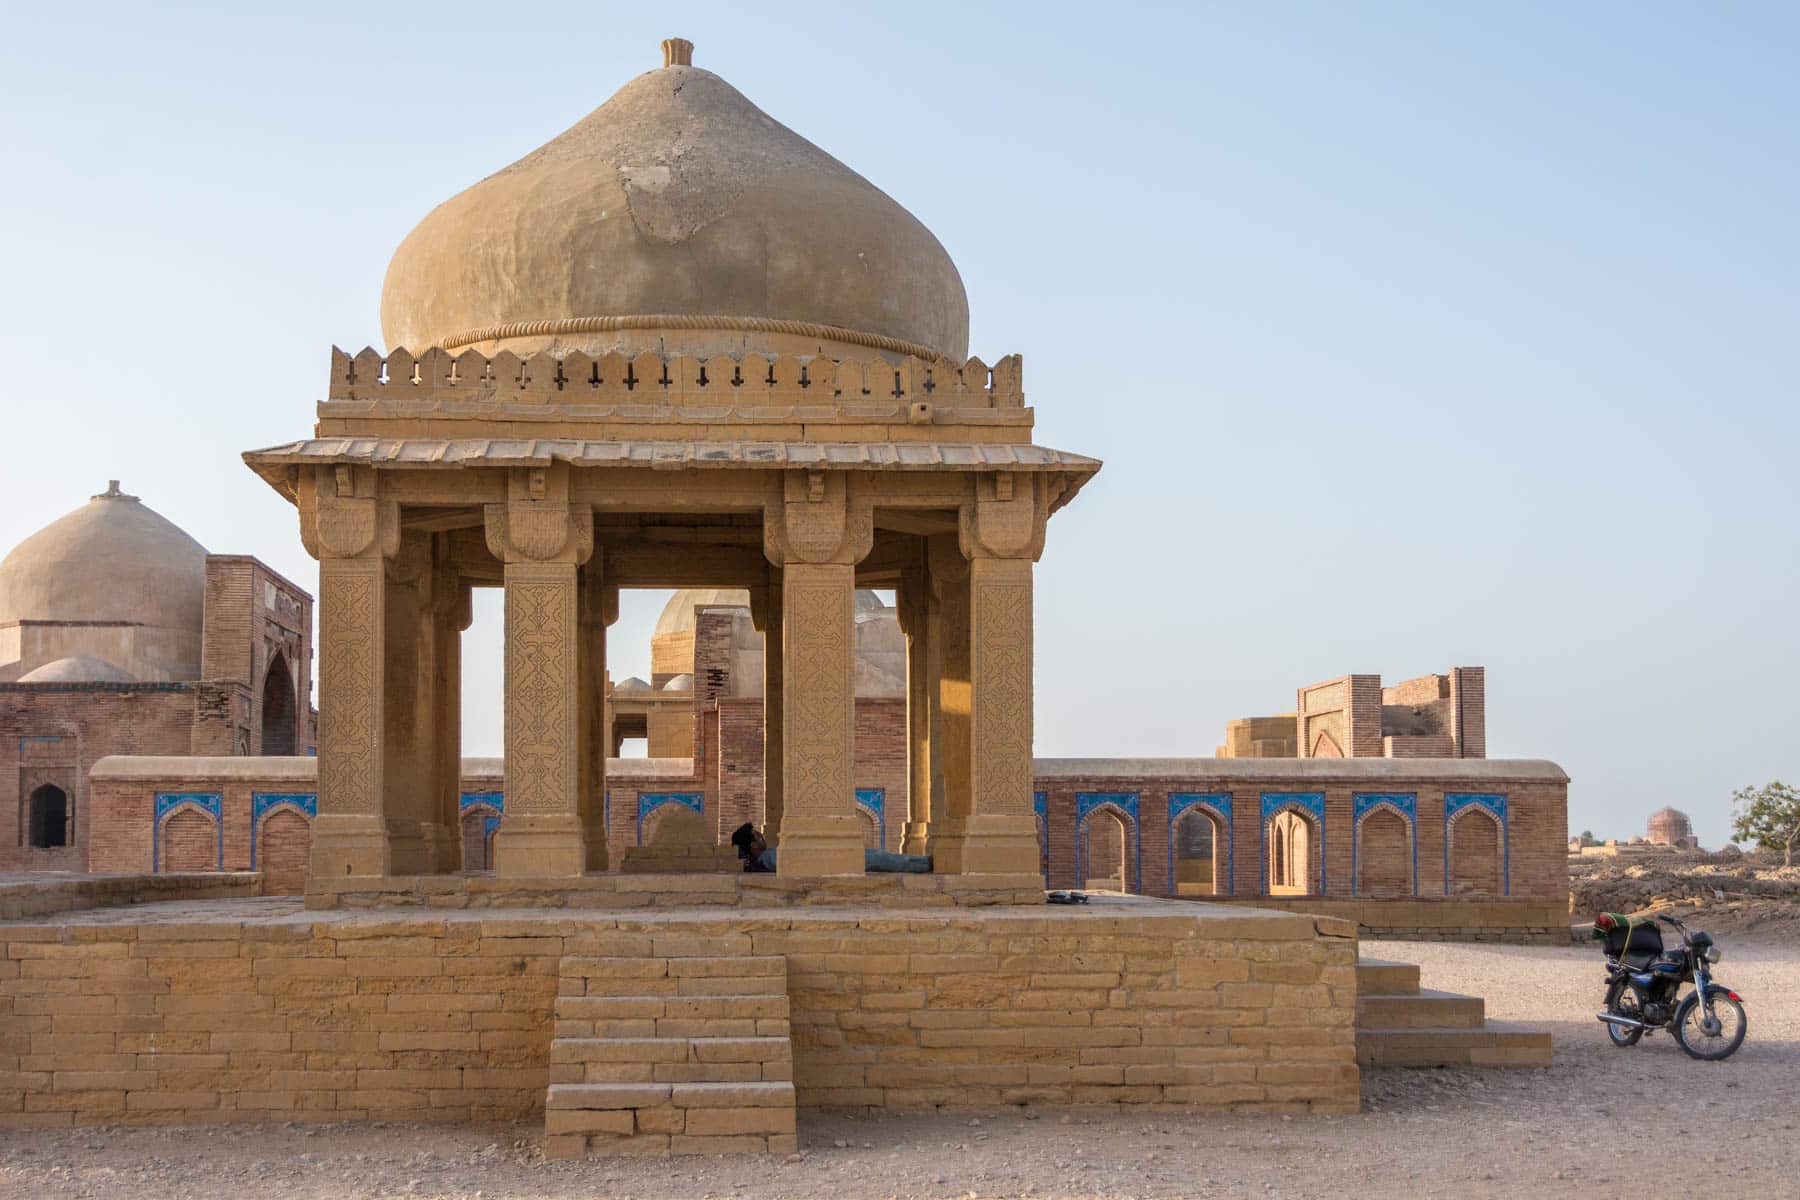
543, 953, 797, 1158
1355, 958, 1551, 1067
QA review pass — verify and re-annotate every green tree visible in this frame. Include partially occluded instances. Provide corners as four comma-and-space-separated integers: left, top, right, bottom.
1731, 781, 1800, 865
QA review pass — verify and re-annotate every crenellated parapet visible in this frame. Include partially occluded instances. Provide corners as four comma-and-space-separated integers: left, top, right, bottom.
325, 347, 1024, 415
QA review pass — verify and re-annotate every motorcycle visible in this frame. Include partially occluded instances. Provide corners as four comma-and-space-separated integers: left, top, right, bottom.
1593, 912, 1746, 1060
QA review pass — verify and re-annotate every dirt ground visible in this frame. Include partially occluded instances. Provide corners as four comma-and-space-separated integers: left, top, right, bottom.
3, 932, 1797, 1200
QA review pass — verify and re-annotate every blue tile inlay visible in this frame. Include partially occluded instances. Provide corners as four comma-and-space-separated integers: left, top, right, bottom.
636, 792, 705, 841
249, 793, 316, 869
153, 792, 222, 873
155, 792, 221, 823
855, 788, 885, 846
460, 791, 504, 812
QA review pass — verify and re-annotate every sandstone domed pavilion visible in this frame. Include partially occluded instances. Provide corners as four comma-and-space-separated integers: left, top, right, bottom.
245, 38, 1101, 881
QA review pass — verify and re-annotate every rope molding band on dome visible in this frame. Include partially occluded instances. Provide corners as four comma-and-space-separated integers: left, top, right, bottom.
438, 314, 948, 362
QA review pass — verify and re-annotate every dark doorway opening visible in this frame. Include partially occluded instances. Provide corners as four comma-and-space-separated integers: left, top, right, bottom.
261, 653, 296, 755
28, 785, 68, 849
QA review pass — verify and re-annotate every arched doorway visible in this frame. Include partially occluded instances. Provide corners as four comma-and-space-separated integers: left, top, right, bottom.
27, 784, 68, 849
460, 805, 500, 871
1267, 809, 1317, 894
1172, 806, 1224, 896
1083, 809, 1129, 892
261, 653, 296, 756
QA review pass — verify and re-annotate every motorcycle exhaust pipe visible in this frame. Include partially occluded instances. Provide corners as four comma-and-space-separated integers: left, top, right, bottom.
1596, 1012, 1649, 1031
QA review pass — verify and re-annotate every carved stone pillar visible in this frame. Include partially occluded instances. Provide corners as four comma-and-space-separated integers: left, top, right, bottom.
300, 465, 399, 880
750, 577, 784, 845
926, 535, 973, 866
382, 531, 434, 875
484, 466, 595, 876
931, 474, 1051, 875
429, 542, 472, 873
896, 561, 935, 856
578, 558, 616, 872
763, 471, 872, 875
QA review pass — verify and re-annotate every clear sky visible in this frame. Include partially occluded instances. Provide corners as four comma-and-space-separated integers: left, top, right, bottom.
2, 2, 1794, 847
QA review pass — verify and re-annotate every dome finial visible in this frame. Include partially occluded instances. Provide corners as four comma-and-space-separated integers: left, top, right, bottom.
92, 480, 138, 502
661, 38, 693, 68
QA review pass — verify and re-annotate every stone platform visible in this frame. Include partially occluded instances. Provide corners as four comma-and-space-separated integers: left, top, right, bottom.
305, 871, 1050, 911
0, 891, 1361, 1138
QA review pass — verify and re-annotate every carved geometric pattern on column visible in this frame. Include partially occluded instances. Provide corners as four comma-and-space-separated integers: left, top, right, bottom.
317, 565, 377, 813
505, 570, 577, 813
784, 576, 852, 812
972, 577, 1032, 812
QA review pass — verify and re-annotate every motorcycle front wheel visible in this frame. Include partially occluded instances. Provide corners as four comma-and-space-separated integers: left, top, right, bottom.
1603, 980, 1644, 1047
1673, 992, 1747, 1061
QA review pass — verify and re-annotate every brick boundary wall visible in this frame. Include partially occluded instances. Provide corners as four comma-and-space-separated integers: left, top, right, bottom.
82, 755, 1569, 940
1035, 758, 1569, 944
0, 904, 1357, 1126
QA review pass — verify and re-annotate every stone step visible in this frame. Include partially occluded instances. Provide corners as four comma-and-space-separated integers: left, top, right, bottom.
545, 953, 797, 1158
1356, 988, 1486, 1030
551, 1035, 792, 1069
543, 1082, 798, 1158
554, 992, 790, 1039
1356, 1020, 1552, 1068
1355, 958, 1421, 996
558, 956, 787, 997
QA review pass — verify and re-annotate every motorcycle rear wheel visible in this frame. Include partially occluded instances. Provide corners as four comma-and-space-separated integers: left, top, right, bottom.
1603, 980, 1644, 1047
1673, 992, 1746, 1061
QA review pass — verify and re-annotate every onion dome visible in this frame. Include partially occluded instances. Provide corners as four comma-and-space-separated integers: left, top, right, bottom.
380, 38, 968, 362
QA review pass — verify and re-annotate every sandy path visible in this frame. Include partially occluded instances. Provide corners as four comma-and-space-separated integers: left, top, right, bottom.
2, 935, 1795, 1200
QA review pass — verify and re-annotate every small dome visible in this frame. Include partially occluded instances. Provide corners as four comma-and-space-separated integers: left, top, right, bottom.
380, 40, 968, 361
653, 589, 751, 639
17, 656, 136, 683
0, 483, 208, 679
662, 673, 694, 692
613, 675, 651, 692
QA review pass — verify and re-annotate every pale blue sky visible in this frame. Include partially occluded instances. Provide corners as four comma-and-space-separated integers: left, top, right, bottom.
2, 3, 1794, 846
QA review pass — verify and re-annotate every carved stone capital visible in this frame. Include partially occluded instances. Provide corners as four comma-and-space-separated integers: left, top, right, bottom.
763, 471, 874, 567
384, 529, 433, 587
298, 465, 398, 561
481, 465, 594, 565
958, 472, 1051, 562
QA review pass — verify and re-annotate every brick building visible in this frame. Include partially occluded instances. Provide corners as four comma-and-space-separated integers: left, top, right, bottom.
0, 482, 314, 871
1218, 667, 1486, 760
